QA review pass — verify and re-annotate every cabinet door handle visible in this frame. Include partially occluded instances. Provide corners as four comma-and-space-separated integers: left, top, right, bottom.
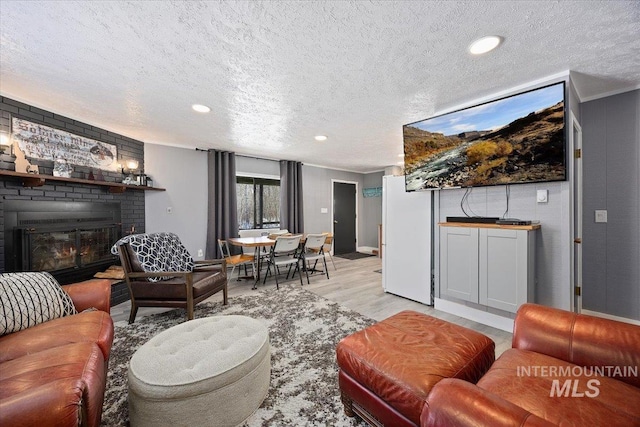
574, 238, 582, 244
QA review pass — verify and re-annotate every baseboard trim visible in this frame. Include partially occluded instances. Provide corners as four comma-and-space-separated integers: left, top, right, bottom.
434, 298, 514, 332
357, 246, 377, 254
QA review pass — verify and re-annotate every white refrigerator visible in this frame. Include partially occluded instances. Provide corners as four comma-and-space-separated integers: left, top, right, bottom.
382, 175, 433, 305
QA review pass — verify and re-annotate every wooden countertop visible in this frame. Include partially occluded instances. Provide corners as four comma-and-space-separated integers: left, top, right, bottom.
439, 222, 541, 231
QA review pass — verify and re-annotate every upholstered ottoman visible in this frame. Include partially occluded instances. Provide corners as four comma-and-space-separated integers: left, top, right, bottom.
128, 315, 270, 427
336, 310, 495, 426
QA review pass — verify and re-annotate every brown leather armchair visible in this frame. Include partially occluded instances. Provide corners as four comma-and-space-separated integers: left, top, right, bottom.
421, 304, 640, 426
114, 232, 228, 323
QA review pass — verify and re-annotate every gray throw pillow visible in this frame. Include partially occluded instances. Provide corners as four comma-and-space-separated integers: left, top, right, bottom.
0, 272, 78, 335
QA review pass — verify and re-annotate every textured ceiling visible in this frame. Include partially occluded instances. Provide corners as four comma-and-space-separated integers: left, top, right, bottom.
1, 1, 639, 172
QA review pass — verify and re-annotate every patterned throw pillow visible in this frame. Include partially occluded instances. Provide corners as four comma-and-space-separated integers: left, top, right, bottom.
0, 272, 78, 335
111, 232, 194, 282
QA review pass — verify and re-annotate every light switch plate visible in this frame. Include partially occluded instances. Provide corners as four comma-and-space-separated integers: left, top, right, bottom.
321, 207, 328, 214
197, 249, 203, 257
536, 189, 548, 203
595, 210, 608, 223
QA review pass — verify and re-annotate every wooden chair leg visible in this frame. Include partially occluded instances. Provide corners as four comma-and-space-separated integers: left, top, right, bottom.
186, 278, 194, 321
128, 303, 139, 324
222, 282, 228, 305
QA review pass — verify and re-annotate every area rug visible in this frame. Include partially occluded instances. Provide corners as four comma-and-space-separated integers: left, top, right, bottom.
101, 285, 374, 426
335, 252, 375, 260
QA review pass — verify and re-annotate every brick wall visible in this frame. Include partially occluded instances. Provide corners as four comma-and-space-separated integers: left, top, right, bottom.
0, 96, 146, 275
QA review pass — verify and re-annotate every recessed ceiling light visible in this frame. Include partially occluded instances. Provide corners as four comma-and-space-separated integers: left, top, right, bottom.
469, 36, 502, 55
314, 135, 327, 141
192, 104, 211, 113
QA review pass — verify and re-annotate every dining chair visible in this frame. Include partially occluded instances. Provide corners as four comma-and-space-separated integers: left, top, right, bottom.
113, 232, 227, 324
262, 235, 303, 289
322, 232, 337, 270
301, 233, 330, 283
218, 239, 256, 281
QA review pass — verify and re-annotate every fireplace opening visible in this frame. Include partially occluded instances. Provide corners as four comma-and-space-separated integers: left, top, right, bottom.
4, 200, 122, 284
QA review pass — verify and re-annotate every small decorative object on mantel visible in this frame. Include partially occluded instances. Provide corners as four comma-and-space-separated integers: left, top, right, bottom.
136, 172, 147, 186
96, 169, 104, 181
146, 176, 154, 187
13, 141, 34, 174
53, 157, 73, 178
88, 170, 95, 180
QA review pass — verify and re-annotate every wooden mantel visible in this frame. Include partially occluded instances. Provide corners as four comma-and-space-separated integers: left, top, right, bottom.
0, 170, 165, 193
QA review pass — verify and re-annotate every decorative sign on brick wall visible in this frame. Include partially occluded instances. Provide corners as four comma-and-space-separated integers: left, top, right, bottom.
12, 117, 118, 172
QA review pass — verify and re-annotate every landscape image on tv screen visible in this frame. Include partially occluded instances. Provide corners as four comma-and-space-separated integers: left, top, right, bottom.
404, 82, 566, 191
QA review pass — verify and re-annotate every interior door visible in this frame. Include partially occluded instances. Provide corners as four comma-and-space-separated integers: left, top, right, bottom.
333, 182, 356, 254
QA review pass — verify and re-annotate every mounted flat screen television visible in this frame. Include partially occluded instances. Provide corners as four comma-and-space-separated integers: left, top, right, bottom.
404, 81, 566, 191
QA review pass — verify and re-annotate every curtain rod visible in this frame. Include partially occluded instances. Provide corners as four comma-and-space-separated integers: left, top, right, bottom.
194, 148, 301, 164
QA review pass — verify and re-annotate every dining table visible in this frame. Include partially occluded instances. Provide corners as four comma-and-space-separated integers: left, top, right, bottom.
227, 236, 278, 289
227, 234, 307, 289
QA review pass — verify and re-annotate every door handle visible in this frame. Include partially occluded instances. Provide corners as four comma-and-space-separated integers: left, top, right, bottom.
334, 220, 338, 224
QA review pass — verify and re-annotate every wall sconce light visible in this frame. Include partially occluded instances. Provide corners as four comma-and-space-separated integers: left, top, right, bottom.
122, 159, 140, 185
126, 160, 139, 171
0, 131, 12, 155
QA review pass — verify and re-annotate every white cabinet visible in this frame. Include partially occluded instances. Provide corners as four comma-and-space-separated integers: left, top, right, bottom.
440, 223, 538, 314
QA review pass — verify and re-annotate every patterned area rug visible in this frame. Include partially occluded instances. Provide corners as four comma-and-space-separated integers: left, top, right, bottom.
102, 285, 374, 426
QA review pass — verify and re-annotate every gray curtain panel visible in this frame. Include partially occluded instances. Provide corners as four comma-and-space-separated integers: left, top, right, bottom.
206, 150, 238, 259
280, 160, 304, 234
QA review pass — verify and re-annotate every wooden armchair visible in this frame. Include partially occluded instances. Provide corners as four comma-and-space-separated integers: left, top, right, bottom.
112, 232, 228, 323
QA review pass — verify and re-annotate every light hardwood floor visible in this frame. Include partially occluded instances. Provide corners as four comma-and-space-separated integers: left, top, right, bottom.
111, 254, 512, 356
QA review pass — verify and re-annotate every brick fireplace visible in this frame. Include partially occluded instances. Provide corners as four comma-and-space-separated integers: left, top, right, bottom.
1, 96, 147, 306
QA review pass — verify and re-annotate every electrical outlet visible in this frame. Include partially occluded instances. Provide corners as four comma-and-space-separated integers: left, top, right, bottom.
166, 207, 173, 214
197, 249, 203, 257
595, 210, 607, 223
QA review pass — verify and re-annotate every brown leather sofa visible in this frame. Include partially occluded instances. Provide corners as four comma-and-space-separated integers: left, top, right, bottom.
422, 303, 640, 426
0, 279, 115, 427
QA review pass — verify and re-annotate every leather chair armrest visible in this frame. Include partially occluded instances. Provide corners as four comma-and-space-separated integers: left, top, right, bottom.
0, 378, 86, 427
421, 378, 554, 427
62, 279, 111, 313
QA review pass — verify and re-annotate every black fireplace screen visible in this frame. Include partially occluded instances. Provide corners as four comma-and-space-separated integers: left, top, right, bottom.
4, 200, 122, 284
26, 225, 119, 272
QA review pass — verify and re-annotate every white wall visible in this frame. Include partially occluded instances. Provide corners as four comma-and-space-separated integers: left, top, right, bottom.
144, 144, 208, 260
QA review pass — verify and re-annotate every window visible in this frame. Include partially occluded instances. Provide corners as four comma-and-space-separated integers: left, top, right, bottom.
237, 176, 280, 230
